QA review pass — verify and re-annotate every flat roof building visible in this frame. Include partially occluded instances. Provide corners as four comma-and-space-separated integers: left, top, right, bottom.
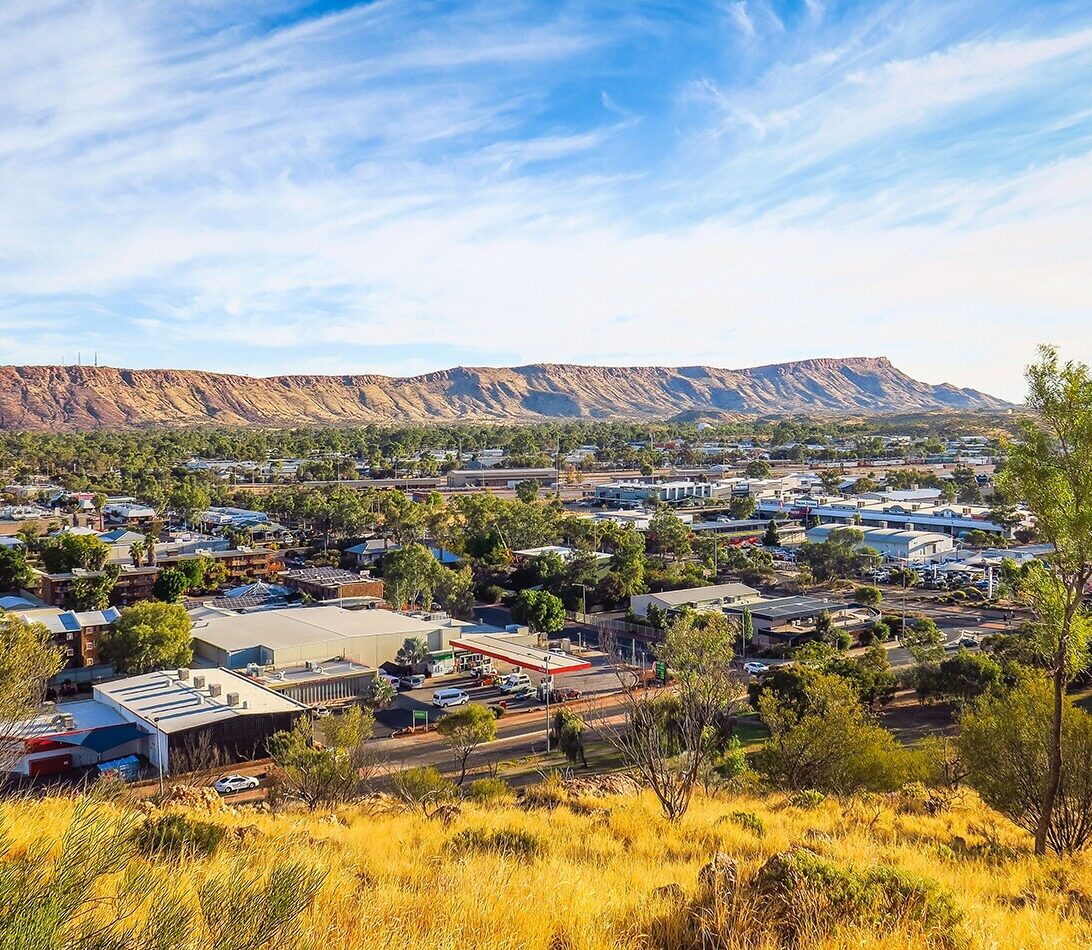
94, 667, 307, 772
190, 605, 463, 671
280, 567, 384, 603
630, 583, 761, 619
446, 468, 558, 489
805, 525, 954, 562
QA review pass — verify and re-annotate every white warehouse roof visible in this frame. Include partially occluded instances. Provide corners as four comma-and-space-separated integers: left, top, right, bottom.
95, 668, 305, 734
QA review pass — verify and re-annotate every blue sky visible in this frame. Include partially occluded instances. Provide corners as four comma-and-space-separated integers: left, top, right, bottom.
2, 1, 1091, 399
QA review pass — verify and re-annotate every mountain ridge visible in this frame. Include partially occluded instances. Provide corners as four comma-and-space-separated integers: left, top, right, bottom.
0, 357, 1010, 430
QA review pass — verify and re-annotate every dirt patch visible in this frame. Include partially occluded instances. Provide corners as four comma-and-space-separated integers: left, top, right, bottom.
879, 692, 956, 742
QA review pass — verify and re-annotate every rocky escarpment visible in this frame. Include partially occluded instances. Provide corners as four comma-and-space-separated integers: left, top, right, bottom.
0, 357, 1009, 429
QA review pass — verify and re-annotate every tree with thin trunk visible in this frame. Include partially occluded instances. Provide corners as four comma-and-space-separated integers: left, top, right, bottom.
598, 611, 744, 820
435, 703, 496, 785
999, 345, 1092, 855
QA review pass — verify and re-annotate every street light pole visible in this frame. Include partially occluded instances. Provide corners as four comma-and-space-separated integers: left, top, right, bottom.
544, 654, 552, 754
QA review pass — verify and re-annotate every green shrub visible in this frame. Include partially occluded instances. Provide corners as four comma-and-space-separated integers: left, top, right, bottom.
136, 813, 226, 858
752, 848, 961, 945
727, 810, 765, 837
520, 771, 567, 809
787, 790, 825, 810
465, 777, 512, 803
391, 766, 457, 814
448, 827, 543, 860
482, 584, 506, 604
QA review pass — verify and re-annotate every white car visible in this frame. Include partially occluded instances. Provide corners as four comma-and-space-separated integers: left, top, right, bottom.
213, 774, 260, 795
499, 673, 532, 693
432, 688, 471, 708
742, 661, 770, 675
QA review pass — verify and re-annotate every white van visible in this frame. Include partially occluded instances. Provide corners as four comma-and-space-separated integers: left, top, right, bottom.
499, 672, 532, 694
432, 688, 470, 708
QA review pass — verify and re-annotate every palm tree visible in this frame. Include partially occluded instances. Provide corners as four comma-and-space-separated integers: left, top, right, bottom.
129, 542, 143, 567
396, 637, 431, 668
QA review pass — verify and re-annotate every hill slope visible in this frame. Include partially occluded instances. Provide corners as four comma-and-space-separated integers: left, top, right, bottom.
3, 785, 1081, 949
0, 357, 1008, 429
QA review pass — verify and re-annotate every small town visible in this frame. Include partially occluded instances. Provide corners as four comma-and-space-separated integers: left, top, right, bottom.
0, 417, 1062, 795
3, 2, 1091, 948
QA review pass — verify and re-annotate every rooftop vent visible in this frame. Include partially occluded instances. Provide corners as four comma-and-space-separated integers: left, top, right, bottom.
225, 692, 240, 706
192, 674, 206, 689
177, 668, 190, 681
208, 683, 222, 698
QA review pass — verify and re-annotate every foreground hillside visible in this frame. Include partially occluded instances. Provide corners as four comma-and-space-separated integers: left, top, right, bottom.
2, 784, 1086, 949
0, 357, 1007, 429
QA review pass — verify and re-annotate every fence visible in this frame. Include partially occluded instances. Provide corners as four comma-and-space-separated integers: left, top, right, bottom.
566, 612, 659, 640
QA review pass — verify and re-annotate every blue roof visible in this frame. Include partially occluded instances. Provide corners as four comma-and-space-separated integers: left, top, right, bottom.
55, 723, 148, 753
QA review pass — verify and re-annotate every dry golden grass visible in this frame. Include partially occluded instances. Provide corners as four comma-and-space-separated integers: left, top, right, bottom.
3, 786, 1090, 950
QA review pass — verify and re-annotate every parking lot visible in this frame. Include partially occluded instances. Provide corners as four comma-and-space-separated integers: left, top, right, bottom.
366, 648, 622, 736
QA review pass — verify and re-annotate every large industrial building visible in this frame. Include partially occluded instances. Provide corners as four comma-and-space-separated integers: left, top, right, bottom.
804, 525, 954, 562
190, 605, 471, 670
94, 668, 306, 772
4, 667, 306, 778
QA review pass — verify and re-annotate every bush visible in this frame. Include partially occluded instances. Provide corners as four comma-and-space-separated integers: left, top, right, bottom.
391, 766, 457, 814
465, 777, 512, 803
448, 827, 543, 860
751, 848, 961, 946
727, 810, 765, 837
482, 584, 506, 604
787, 790, 825, 810
756, 673, 915, 794
136, 813, 226, 858
520, 771, 568, 809
857, 627, 877, 647
853, 585, 882, 607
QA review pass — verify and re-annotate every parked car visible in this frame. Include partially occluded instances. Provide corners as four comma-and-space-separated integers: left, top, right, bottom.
432, 688, 470, 708
549, 647, 566, 656
743, 661, 770, 675
312, 705, 331, 718
499, 672, 533, 693
551, 686, 582, 702
213, 774, 260, 795
510, 686, 536, 701
959, 635, 981, 648
400, 674, 426, 690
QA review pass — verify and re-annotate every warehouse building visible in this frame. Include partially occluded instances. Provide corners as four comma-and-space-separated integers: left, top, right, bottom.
94, 668, 307, 773
805, 525, 954, 563
446, 467, 557, 489
189, 605, 465, 671
2, 699, 148, 779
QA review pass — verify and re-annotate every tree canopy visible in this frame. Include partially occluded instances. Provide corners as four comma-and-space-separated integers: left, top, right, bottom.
100, 601, 193, 674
